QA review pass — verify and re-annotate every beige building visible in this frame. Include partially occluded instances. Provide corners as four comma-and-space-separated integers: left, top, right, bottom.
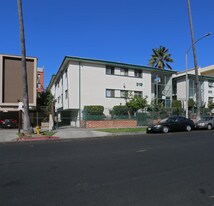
0, 54, 37, 120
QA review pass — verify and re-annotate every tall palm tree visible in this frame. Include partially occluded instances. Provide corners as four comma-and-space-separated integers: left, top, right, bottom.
17, 0, 33, 134
148, 46, 174, 70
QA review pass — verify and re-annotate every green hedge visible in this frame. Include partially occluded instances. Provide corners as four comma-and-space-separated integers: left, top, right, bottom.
83, 105, 105, 120
84, 105, 104, 115
112, 105, 129, 116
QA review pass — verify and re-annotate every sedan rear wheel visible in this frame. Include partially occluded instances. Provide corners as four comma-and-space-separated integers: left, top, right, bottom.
186, 125, 192, 132
163, 126, 169, 133
207, 124, 212, 130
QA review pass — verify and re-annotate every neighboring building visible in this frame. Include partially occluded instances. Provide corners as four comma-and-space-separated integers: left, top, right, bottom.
0, 54, 37, 120
37, 67, 45, 93
173, 65, 214, 109
48, 56, 176, 127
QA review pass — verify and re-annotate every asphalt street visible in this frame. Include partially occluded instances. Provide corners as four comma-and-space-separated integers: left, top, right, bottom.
1, 130, 214, 206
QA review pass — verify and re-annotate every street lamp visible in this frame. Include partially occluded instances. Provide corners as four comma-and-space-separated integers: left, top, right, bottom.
185, 32, 212, 118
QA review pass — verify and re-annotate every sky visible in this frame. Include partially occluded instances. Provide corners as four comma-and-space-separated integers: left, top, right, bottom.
1, 0, 214, 87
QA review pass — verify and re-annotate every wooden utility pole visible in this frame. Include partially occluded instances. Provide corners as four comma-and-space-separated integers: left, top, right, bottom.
187, 0, 201, 121
17, 0, 33, 134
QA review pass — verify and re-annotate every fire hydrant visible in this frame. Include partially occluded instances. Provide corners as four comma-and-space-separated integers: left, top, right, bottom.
35, 126, 41, 135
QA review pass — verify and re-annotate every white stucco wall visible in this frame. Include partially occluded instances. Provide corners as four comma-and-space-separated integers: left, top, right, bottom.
176, 79, 187, 101
52, 60, 157, 115
51, 58, 176, 120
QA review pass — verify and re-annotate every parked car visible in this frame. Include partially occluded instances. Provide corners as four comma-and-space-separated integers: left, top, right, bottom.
0, 119, 18, 128
195, 116, 214, 130
146, 116, 195, 133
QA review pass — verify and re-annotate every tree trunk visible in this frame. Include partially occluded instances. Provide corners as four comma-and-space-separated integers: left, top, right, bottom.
17, 0, 33, 134
187, 0, 201, 121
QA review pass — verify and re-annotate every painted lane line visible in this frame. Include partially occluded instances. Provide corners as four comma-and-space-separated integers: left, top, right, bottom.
136, 149, 147, 153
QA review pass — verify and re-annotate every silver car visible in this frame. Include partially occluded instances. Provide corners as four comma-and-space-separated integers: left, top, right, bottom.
195, 116, 214, 130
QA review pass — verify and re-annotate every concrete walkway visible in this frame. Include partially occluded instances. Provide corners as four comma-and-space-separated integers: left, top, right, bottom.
55, 127, 112, 139
0, 129, 19, 142
0, 127, 112, 143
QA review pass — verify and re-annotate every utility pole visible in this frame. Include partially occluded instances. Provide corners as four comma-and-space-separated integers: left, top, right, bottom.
17, 0, 33, 134
187, 0, 201, 121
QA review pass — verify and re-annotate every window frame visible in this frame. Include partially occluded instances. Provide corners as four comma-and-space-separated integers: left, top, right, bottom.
106, 89, 115, 98
106, 66, 115, 75
134, 70, 142, 78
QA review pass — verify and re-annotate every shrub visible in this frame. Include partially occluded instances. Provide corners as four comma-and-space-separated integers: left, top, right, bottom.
172, 100, 182, 108
112, 105, 129, 116
84, 105, 104, 115
188, 99, 195, 109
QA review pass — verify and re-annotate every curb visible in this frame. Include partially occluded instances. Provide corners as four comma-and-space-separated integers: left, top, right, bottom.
15, 136, 60, 141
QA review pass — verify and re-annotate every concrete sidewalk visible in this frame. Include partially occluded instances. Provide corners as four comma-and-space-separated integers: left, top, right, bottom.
55, 127, 112, 139
0, 127, 112, 143
0, 129, 18, 142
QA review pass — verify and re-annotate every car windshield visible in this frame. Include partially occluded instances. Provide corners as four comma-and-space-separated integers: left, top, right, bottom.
159, 118, 169, 123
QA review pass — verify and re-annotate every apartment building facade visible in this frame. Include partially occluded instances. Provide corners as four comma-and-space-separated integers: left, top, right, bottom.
173, 65, 214, 109
0, 54, 37, 120
48, 56, 176, 127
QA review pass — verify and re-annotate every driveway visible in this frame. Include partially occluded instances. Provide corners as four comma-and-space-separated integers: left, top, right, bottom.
0, 128, 18, 142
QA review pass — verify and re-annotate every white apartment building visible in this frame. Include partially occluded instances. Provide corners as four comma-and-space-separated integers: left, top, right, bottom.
48, 56, 176, 127
173, 65, 214, 109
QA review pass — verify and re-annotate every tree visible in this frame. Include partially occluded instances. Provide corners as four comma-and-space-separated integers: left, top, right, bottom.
172, 100, 182, 115
148, 46, 173, 70
37, 91, 54, 110
17, 0, 33, 134
126, 95, 148, 114
208, 100, 214, 110
188, 98, 195, 109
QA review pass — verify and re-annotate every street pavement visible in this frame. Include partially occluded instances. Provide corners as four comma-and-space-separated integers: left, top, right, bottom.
0, 127, 114, 143
1, 130, 214, 205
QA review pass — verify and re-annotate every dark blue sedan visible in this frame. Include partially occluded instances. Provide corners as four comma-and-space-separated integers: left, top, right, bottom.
146, 116, 195, 133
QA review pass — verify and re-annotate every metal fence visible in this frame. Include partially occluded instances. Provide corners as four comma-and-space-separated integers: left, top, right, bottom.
30, 106, 50, 127
82, 107, 214, 126
34, 107, 213, 128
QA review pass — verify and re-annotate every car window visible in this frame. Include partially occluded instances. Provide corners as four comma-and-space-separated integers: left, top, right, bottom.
174, 117, 179, 122
177, 117, 186, 122
203, 117, 213, 121
160, 118, 168, 123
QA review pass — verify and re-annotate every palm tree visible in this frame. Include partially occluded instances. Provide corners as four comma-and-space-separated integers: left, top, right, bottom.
148, 46, 174, 70
17, 0, 33, 134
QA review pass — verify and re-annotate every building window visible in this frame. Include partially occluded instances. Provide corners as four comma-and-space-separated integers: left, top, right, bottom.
208, 81, 214, 87
65, 69, 68, 78
209, 97, 214, 102
120, 68, 128, 76
65, 90, 68, 99
106, 66, 115, 75
134, 91, 142, 97
37, 83, 41, 89
189, 79, 194, 98
37, 74, 41, 81
134, 70, 142, 78
106, 89, 115, 98
120, 90, 128, 98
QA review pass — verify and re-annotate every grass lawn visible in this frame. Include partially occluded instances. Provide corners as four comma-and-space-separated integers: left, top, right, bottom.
96, 127, 147, 133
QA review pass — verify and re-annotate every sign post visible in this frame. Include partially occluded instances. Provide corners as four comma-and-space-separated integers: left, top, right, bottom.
18, 101, 23, 134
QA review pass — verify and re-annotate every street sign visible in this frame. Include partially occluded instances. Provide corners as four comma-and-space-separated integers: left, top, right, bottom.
18, 102, 24, 111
